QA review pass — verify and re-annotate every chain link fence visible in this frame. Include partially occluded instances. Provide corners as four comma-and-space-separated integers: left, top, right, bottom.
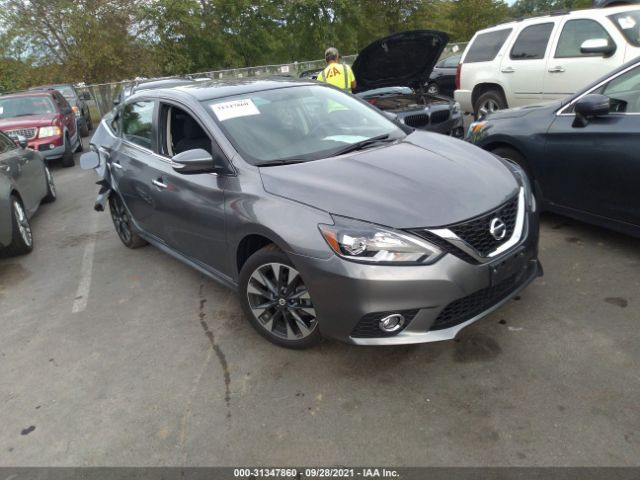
77, 43, 467, 121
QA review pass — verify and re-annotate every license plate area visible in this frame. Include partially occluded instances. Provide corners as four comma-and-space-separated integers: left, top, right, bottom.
490, 247, 528, 286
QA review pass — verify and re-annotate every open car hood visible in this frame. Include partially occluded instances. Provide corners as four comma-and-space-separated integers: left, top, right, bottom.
352, 30, 449, 93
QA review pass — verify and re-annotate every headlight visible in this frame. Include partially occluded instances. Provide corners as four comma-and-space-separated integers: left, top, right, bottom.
38, 126, 61, 138
452, 101, 461, 114
500, 158, 536, 213
468, 121, 487, 135
319, 216, 442, 265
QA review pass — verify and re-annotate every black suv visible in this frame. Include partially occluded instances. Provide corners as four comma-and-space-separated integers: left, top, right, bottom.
30, 84, 93, 137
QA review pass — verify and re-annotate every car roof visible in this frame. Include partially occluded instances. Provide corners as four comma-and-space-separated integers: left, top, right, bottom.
0, 90, 57, 99
480, 4, 640, 32
131, 78, 196, 92
130, 77, 319, 102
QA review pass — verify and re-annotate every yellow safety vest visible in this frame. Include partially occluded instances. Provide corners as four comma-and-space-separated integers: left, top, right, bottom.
318, 63, 355, 92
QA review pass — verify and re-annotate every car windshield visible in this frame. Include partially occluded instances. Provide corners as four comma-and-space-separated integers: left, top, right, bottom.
609, 10, 640, 46
0, 96, 56, 118
203, 85, 404, 165
54, 85, 76, 99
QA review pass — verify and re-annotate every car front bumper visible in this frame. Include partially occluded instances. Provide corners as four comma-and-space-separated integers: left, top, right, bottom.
29, 136, 65, 161
290, 213, 541, 345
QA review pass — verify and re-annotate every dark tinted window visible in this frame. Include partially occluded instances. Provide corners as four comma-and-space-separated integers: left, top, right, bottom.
465, 29, 513, 63
510, 23, 554, 60
608, 11, 640, 47
123, 101, 154, 149
555, 19, 613, 58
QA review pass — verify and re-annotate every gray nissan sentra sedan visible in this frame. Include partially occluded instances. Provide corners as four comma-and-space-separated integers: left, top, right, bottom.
82, 78, 542, 349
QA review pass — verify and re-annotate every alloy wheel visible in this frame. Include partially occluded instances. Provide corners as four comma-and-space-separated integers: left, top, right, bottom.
246, 262, 317, 340
13, 200, 32, 247
109, 196, 132, 244
481, 99, 500, 114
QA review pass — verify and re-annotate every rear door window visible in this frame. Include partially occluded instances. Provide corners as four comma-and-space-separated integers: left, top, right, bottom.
555, 19, 614, 58
464, 29, 513, 63
123, 100, 155, 149
510, 23, 555, 60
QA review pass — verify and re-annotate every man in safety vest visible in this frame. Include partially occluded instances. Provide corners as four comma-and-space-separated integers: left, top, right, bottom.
317, 47, 356, 93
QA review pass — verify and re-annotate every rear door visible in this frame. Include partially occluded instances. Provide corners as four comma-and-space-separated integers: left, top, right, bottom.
541, 63, 640, 226
111, 99, 170, 239
499, 21, 558, 106
543, 17, 625, 100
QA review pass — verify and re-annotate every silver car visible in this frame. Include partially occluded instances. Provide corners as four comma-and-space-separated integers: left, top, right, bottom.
0, 132, 56, 257
82, 79, 541, 348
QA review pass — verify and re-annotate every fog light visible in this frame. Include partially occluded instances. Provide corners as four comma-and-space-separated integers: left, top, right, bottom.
379, 314, 405, 332
49, 144, 55, 149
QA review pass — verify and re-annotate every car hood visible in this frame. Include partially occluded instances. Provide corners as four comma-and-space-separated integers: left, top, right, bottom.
485, 101, 562, 120
259, 131, 518, 229
0, 114, 57, 129
352, 30, 449, 93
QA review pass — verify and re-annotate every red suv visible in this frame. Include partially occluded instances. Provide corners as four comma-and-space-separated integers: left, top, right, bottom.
0, 90, 81, 167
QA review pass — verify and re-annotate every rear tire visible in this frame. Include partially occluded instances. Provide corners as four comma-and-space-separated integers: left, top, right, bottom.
80, 120, 90, 137
239, 244, 321, 349
108, 193, 148, 249
474, 89, 507, 119
0, 196, 33, 258
42, 166, 57, 203
62, 136, 75, 167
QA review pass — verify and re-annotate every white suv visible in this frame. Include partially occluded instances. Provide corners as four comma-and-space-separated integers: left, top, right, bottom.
455, 5, 640, 117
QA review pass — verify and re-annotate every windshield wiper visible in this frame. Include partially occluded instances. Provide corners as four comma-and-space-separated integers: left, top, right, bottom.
257, 159, 306, 167
331, 134, 394, 157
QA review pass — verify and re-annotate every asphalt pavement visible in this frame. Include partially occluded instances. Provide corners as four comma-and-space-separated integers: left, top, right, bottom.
0, 138, 638, 466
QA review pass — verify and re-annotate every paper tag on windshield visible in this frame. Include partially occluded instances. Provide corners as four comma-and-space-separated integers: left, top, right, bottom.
211, 99, 260, 121
618, 15, 637, 29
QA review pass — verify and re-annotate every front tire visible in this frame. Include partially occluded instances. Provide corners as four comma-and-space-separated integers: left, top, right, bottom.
42, 166, 57, 203
62, 136, 75, 167
426, 82, 439, 95
474, 89, 507, 119
239, 245, 321, 349
108, 193, 148, 249
1, 196, 33, 257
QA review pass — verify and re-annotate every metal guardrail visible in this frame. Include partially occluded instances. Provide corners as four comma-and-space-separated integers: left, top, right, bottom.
77, 43, 468, 120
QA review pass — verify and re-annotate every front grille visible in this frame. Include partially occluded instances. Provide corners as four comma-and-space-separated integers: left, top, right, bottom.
5, 128, 37, 139
351, 310, 419, 338
430, 274, 521, 331
411, 230, 479, 265
430, 110, 450, 124
404, 114, 429, 128
449, 195, 519, 257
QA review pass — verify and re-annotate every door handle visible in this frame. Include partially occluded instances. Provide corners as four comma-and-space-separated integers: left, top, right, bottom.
501, 67, 515, 73
548, 66, 565, 73
0, 164, 9, 172
111, 160, 123, 169
152, 179, 168, 189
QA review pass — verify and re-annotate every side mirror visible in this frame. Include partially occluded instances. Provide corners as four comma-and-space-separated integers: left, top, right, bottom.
573, 94, 610, 128
171, 148, 217, 174
80, 151, 100, 170
580, 38, 615, 57
15, 135, 28, 149
82, 92, 91, 101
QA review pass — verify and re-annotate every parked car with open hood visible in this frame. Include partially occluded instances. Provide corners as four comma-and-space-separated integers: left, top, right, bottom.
0, 130, 56, 257
351, 30, 464, 137
30, 84, 93, 137
455, 5, 640, 118
0, 90, 82, 167
82, 78, 541, 349
468, 56, 640, 238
